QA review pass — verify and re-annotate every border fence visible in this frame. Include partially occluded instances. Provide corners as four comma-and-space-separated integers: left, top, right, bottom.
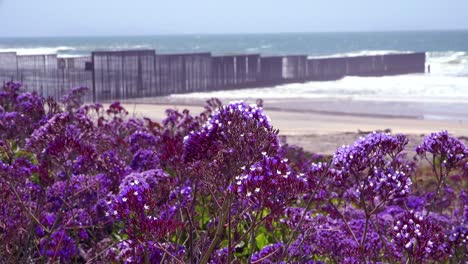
0, 50, 426, 102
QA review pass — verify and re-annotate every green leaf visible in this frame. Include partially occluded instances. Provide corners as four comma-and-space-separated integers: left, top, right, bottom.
30, 172, 40, 184
255, 233, 269, 249
220, 239, 229, 248
195, 205, 210, 226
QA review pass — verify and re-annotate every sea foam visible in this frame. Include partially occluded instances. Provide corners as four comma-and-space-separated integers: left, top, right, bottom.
0, 46, 77, 56
171, 50, 468, 120
171, 50, 468, 102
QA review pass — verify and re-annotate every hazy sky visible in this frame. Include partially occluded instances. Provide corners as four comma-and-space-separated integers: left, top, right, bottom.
1, 0, 468, 37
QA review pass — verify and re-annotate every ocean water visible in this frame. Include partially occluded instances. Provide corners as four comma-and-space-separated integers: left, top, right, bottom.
1, 31, 468, 120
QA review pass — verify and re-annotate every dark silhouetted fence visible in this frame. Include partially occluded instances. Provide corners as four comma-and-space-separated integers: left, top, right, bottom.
0, 50, 426, 102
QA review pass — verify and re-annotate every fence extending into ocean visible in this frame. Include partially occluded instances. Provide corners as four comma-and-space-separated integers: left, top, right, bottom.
0, 50, 425, 102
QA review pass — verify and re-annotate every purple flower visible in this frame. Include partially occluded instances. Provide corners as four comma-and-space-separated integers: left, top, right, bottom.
39, 229, 77, 261
416, 130, 467, 170
130, 149, 160, 171
331, 132, 412, 211
303, 161, 334, 201
98, 150, 131, 191
251, 243, 284, 263
209, 247, 229, 264
46, 174, 110, 212
106, 101, 128, 117
168, 180, 193, 209
283, 207, 388, 262
61, 86, 89, 112
109, 170, 180, 242
230, 155, 307, 210
183, 101, 280, 191
447, 225, 467, 254
0, 82, 21, 111
360, 167, 412, 203
0, 111, 34, 141
106, 240, 185, 263
333, 132, 408, 184
391, 211, 449, 262
184, 101, 278, 162
406, 195, 426, 211
278, 143, 325, 174
128, 130, 158, 153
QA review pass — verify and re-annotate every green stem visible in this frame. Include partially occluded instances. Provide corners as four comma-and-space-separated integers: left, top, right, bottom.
371, 215, 395, 264
361, 216, 369, 260
329, 201, 360, 246
199, 193, 232, 264
426, 155, 447, 217
247, 210, 260, 264
227, 195, 233, 263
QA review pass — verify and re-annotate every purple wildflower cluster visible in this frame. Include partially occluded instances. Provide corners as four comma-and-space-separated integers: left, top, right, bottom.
230, 154, 307, 210
0, 82, 467, 263
282, 208, 386, 263
391, 211, 449, 262
0, 82, 45, 142
416, 130, 467, 170
109, 170, 182, 254
331, 133, 413, 212
183, 100, 279, 194
184, 101, 278, 161
61, 86, 89, 113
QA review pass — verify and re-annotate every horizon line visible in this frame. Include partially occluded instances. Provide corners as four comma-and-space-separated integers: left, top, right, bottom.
1, 28, 468, 39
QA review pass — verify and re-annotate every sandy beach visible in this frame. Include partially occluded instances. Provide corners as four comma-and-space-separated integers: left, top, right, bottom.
119, 99, 468, 155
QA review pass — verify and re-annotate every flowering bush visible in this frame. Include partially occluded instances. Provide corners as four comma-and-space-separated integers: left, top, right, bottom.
0, 82, 467, 263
